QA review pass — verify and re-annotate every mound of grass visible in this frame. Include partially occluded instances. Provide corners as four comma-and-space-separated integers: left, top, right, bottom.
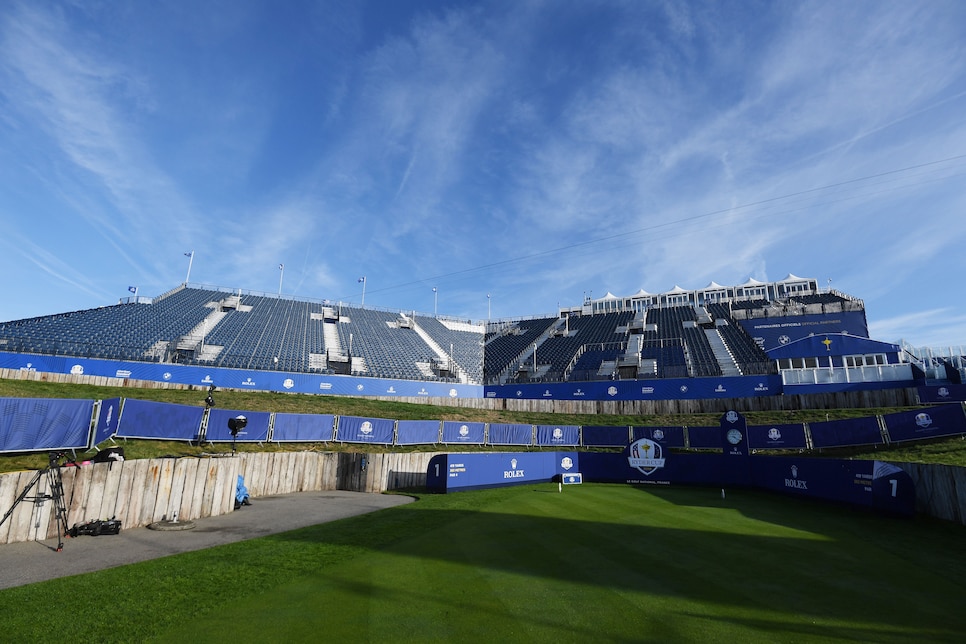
1, 378, 964, 472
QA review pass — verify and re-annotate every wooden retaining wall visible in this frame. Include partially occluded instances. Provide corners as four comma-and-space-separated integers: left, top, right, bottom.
889, 461, 966, 525
0, 451, 438, 545
0, 456, 240, 544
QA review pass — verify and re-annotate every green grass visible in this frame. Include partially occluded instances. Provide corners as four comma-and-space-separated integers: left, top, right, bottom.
1, 484, 964, 642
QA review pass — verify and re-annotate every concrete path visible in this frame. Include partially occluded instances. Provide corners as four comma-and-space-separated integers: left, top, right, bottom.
0, 490, 413, 590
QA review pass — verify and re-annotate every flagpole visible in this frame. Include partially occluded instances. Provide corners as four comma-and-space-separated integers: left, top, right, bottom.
184, 251, 194, 284
279, 264, 284, 295
359, 276, 367, 307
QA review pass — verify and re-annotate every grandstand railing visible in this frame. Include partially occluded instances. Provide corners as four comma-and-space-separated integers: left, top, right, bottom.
781, 363, 914, 386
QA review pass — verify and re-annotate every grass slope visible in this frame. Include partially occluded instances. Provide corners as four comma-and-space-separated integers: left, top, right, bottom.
2, 485, 964, 642
2, 378, 965, 472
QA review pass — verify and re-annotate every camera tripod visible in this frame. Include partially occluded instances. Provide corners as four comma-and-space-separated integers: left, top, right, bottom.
0, 452, 72, 551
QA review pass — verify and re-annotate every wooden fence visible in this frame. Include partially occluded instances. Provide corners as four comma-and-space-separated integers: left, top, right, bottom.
0, 451, 438, 545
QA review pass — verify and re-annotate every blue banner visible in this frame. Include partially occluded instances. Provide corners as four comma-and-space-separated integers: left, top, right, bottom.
0, 397, 94, 453
739, 310, 869, 351
882, 404, 966, 443
809, 415, 883, 448
631, 425, 686, 448
750, 456, 915, 516
918, 384, 966, 404
747, 423, 808, 450
93, 397, 122, 445
485, 374, 782, 401
583, 425, 631, 446
535, 424, 579, 446
116, 399, 204, 441
487, 423, 532, 446
579, 450, 726, 486
428, 448, 915, 516
687, 426, 721, 449
441, 421, 485, 444
270, 412, 335, 442
395, 420, 441, 445
205, 408, 271, 442
0, 351, 483, 399
426, 451, 579, 492
337, 416, 395, 444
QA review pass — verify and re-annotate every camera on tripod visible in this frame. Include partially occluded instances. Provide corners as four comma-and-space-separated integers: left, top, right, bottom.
228, 415, 247, 437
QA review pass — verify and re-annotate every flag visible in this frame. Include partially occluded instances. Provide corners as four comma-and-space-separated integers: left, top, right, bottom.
184, 251, 192, 257
279, 263, 284, 270
358, 276, 366, 283
128, 286, 137, 294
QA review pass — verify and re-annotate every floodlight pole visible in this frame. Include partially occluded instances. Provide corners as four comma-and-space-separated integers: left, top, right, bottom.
184, 250, 194, 284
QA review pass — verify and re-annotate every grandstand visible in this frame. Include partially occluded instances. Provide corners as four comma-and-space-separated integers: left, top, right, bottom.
0, 275, 960, 401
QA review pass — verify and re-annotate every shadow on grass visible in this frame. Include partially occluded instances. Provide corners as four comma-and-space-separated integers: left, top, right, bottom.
254, 484, 966, 640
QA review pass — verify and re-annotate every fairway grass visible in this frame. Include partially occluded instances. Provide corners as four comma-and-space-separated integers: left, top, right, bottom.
2, 484, 965, 643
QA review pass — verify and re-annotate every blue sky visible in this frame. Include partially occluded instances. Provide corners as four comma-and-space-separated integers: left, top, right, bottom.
1, 1, 965, 348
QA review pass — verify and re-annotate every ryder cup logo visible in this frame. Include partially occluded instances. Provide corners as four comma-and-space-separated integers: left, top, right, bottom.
459, 424, 469, 437
937, 387, 950, 399
725, 411, 739, 424
360, 421, 373, 435
607, 386, 618, 396
628, 438, 666, 476
553, 427, 563, 440
283, 378, 294, 389
767, 427, 782, 441
652, 429, 665, 441
915, 413, 933, 428
561, 457, 574, 471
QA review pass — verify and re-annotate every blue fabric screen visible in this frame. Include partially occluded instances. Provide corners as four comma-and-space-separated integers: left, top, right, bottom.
535, 424, 579, 446
632, 425, 686, 448
583, 425, 631, 446
747, 423, 808, 450
116, 399, 204, 441
883, 404, 966, 443
396, 420, 441, 445
487, 423, 532, 446
93, 397, 122, 445
0, 397, 94, 453
687, 426, 721, 449
809, 416, 883, 448
441, 421, 485, 444
271, 412, 335, 442
338, 416, 395, 444
205, 408, 271, 442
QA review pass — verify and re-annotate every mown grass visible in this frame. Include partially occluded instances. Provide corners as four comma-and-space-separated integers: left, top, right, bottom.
2, 378, 965, 472
0, 484, 964, 643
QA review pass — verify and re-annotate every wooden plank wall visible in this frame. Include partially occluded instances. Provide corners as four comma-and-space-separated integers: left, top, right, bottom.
890, 461, 966, 525
0, 456, 240, 544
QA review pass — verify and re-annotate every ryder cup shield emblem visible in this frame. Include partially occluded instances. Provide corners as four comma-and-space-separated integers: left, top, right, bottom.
628, 438, 665, 476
